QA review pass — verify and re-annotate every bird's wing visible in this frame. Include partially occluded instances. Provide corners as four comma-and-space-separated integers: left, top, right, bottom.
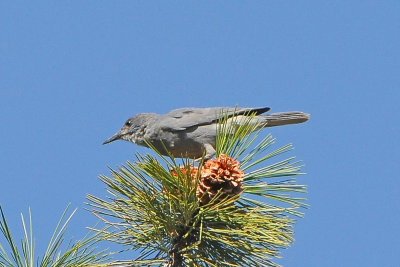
159, 107, 270, 131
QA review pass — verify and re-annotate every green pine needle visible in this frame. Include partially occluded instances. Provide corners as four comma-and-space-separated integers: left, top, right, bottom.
0, 205, 108, 267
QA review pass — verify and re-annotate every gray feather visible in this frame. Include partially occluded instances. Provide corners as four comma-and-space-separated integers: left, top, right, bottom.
159, 107, 271, 131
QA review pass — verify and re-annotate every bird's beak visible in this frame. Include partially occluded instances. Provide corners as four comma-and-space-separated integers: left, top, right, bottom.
103, 132, 123, 145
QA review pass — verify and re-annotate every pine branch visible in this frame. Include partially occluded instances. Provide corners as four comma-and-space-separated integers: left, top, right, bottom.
89, 111, 307, 266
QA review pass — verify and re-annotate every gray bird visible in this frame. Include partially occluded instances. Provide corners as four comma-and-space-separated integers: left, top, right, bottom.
103, 107, 309, 159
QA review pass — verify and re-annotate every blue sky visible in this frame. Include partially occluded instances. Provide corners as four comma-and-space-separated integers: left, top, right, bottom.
1, 1, 399, 266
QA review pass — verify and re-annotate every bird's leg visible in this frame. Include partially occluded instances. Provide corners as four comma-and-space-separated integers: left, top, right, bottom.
203, 143, 216, 161
193, 143, 216, 163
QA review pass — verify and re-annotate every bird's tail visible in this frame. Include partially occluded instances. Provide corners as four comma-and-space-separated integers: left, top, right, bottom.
261, 111, 310, 127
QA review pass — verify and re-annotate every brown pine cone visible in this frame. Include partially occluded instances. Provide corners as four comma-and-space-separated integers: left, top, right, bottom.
197, 154, 244, 205
170, 167, 198, 179
165, 166, 199, 198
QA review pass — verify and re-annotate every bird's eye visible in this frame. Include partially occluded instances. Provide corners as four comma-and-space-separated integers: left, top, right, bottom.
125, 121, 132, 126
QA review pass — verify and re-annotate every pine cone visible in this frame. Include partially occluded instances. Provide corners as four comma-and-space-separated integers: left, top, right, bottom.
197, 154, 244, 205
165, 166, 198, 197
170, 167, 198, 179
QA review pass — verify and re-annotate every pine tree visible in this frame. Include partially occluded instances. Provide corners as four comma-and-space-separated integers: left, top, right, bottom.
88, 112, 307, 266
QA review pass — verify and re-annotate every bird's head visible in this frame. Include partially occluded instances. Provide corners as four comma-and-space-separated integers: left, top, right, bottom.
103, 113, 156, 145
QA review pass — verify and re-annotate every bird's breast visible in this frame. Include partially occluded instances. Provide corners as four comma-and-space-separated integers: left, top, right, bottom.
144, 126, 216, 158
